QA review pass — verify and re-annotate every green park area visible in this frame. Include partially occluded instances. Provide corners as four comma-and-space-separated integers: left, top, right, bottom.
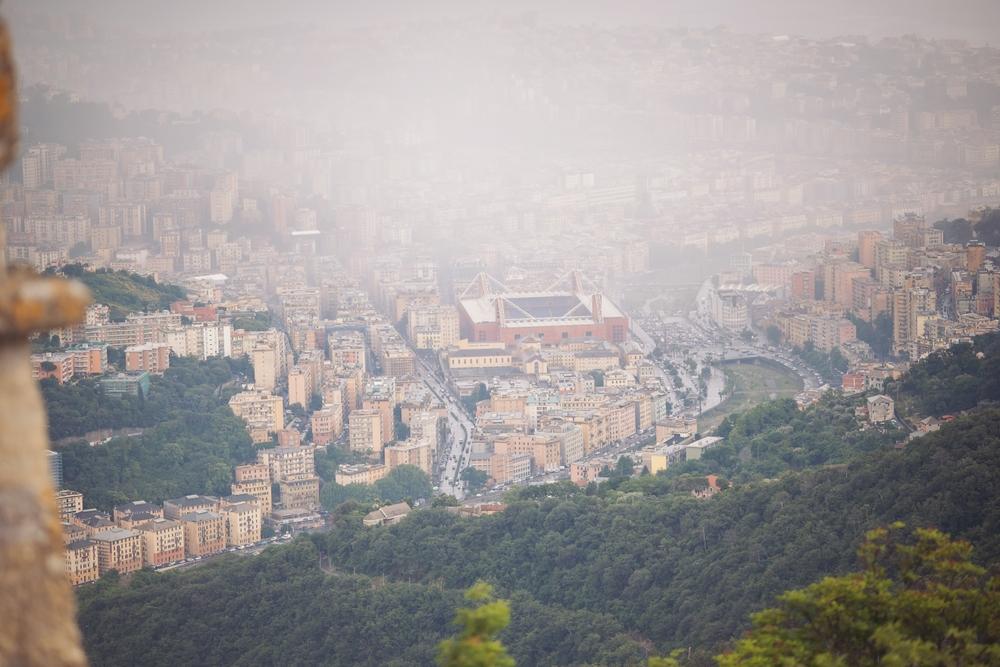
699, 358, 804, 432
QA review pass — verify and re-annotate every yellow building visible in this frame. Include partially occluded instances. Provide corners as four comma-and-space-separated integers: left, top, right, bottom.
385, 439, 434, 476
335, 463, 388, 486
348, 409, 383, 455
277, 477, 321, 511
232, 464, 273, 518
287, 366, 312, 409
92, 527, 144, 575
55, 489, 84, 521
229, 390, 285, 442
257, 445, 316, 482
181, 511, 227, 558
64, 539, 100, 586
251, 344, 279, 392
447, 349, 513, 369
137, 518, 185, 567
222, 501, 262, 546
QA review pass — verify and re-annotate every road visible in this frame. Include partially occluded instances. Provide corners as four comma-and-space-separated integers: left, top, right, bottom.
154, 533, 295, 572
415, 355, 475, 499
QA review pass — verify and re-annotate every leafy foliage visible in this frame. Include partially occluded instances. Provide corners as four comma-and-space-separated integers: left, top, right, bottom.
462, 383, 490, 414
793, 342, 848, 383
50, 357, 255, 508
437, 582, 515, 667
313, 408, 1000, 651
55, 265, 186, 321
849, 312, 894, 361
685, 393, 901, 483
76, 539, 648, 666
897, 333, 1000, 416
461, 466, 490, 492
718, 525, 1000, 666
933, 217, 975, 245
320, 465, 433, 509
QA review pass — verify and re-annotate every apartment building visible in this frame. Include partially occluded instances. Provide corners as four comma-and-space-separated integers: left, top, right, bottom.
221, 501, 262, 546
113, 500, 164, 528
125, 342, 172, 374
64, 539, 100, 586
335, 463, 388, 486
228, 390, 284, 442
163, 495, 218, 520
92, 527, 144, 575
181, 511, 227, 558
493, 433, 563, 473
310, 407, 343, 445
348, 409, 383, 455
468, 451, 532, 485
30, 352, 75, 384
231, 464, 272, 516
277, 477, 320, 511
55, 489, 84, 521
162, 322, 233, 360
384, 439, 434, 476
447, 349, 514, 370
257, 445, 316, 482
67, 343, 108, 376
72, 509, 115, 536
136, 518, 185, 567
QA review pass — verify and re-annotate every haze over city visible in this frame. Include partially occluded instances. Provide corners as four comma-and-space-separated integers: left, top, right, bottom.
1, 2, 1000, 666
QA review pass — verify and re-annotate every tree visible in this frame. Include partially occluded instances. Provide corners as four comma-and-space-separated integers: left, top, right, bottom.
395, 421, 411, 441
590, 370, 605, 387
615, 456, 635, 477
437, 582, 515, 667
462, 383, 490, 414
461, 466, 489, 492
718, 524, 1000, 666
309, 394, 324, 412
934, 217, 974, 245
765, 325, 782, 346
976, 208, 1000, 247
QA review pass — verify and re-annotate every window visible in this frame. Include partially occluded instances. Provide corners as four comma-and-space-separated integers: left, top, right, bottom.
561, 332, 569, 339
585, 331, 592, 337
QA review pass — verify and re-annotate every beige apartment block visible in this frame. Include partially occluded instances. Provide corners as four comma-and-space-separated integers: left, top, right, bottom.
92, 527, 144, 575
310, 407, 343, 445
349, 409, 383, 455
64, 539, 100, 586
384, 439, 434, 476
335, 463, 388, 486
277, 477, 321, 511
125, 342, 171, 374
181, 511, 227, 558
222, 502, 262, 546
231, 464, 273, 517
55, 489, 84, 520
137, 518, 185, 567
229, 390, 284, 442
257, 445, 316, 481
163, 495, 218, 520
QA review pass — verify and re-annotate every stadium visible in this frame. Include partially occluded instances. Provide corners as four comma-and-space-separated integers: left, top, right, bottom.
457, 272, 629, 345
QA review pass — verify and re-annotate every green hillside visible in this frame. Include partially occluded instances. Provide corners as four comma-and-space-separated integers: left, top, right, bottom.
57, 265, 187, 321
72, 335, 1000, 665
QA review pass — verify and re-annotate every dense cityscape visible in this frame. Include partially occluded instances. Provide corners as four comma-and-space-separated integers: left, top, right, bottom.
2, 2, 1000, 666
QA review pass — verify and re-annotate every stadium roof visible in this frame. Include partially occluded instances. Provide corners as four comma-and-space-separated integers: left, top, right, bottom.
460, 291, 625, 326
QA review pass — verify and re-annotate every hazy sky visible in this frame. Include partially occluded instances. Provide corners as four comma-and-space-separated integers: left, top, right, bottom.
8, 0, 1000, 44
